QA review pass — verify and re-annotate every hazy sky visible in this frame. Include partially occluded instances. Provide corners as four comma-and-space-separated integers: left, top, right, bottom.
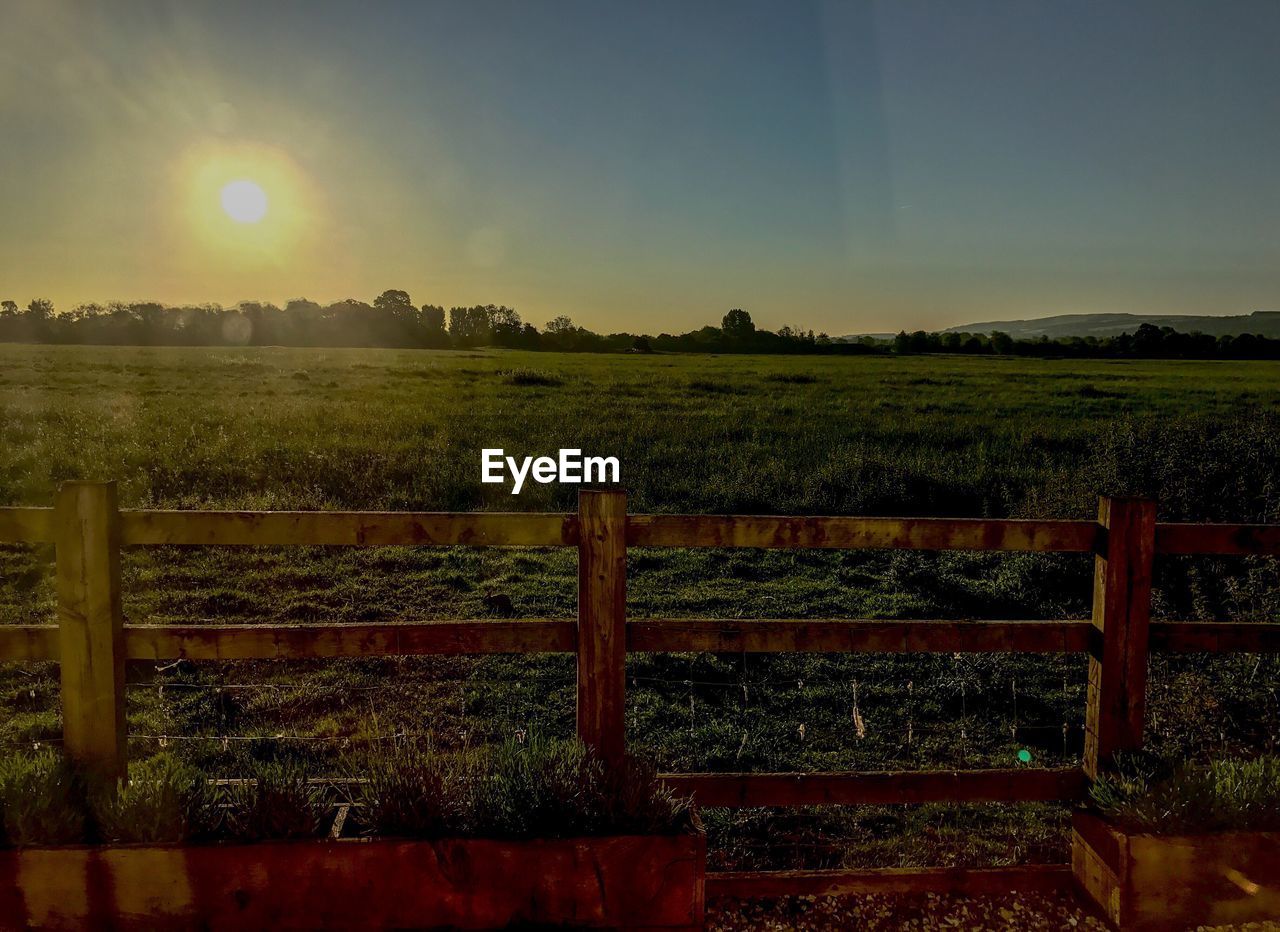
3, 0, 1279, 334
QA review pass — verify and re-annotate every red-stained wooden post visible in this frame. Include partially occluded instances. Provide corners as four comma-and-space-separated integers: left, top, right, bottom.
1084, 496, 1157, 780
576, 489, 627, 769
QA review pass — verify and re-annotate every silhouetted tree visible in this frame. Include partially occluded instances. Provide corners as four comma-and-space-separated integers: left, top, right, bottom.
448, 305, 491, 346
421, 304, 445, 331
283, 299, 323, 344
488, 305, 523, 346
373, 290, 413, 313
236, 302, 281, 345
417, 303, 448, 347
722, 308, 755, 339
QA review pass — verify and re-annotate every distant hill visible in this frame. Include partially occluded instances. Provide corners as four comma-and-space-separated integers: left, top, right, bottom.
841, 311, 1280, 342
941, 311, 1280, 340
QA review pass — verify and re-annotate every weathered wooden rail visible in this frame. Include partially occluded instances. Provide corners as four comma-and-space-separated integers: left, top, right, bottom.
1, 482, 1277, 898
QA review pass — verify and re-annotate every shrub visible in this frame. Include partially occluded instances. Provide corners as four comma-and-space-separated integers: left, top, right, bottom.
92, 753, 216, 844
688, 379, 743, 394
463, 736, 600, 838
220, 760, 325, 841
500, 368, 563, 387
597, 753, 696, 837
1091, 752, 1280, 833
467, 737, 694, 838
355, 741, 464, 838
0, 751, 86, 846
1076, 383, 1120, 399
361, 737, 695, 840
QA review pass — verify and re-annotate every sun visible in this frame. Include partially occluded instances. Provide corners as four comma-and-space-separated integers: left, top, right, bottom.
175, 140, 317, 263
220, 179, 268, 223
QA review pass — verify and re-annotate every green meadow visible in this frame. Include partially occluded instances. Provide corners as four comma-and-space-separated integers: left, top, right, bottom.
1, 344, 1277, 869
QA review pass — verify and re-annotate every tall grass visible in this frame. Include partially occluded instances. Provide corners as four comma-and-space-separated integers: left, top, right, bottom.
1090, 753, 1280, 833
0, 751, 86, 846
220, 760, 324, 841
356, 736, 695, 839
0, 740, 694, 846
352, 741, 465, 838
93, 753, 215, 843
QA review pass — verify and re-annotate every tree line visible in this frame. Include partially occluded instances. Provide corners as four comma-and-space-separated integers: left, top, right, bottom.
0, 292, 852, 354
885, 323, 1280, 360
3, 292, 1279, 359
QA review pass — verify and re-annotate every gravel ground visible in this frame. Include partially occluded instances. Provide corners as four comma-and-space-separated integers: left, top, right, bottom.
707, 892, 1109, 931
708, 894, 1280, 930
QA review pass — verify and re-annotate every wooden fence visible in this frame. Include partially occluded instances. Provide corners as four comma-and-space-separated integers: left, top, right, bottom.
1, 481, 1279, 897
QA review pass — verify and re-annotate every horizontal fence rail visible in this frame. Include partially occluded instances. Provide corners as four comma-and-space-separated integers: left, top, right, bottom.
626, 514, 1101, 551
1155, 522, 1280, 555
1150, 621, 1280, 653
1, 485, 1278, 901
5, 504, 1280, 554
122, 621, 578, 660
0, 507, 54, 544
118, 511, 580, 548
0, 625, 57, 662
660, 767, 1087, 808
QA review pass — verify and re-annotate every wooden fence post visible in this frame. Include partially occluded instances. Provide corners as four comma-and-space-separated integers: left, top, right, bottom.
1084, 496, 1156, 780
577, 489, 627, 769
55, 481, 126, 780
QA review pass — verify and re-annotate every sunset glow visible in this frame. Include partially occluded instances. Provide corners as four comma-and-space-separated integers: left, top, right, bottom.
2, 1, 1280, 331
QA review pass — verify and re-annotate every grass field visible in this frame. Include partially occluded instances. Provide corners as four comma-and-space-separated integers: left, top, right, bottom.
1, 344, 1277, 869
